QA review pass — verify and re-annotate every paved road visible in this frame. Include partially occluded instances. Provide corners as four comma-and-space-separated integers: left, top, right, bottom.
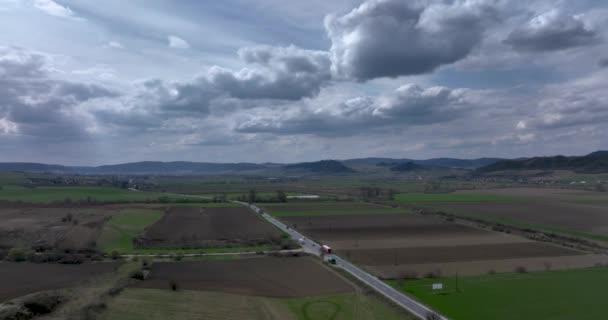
236, 201, 447, 320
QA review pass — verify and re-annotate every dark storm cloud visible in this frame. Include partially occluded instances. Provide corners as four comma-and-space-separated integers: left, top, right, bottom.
236, 84, 474, 136
324, 0, 500, 81
208, 45, 332, 100
504, 10, 598, 52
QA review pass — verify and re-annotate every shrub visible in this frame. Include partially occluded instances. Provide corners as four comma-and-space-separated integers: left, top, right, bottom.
110, 250, 121, 260
424, 269, 441, 279
130, 270, 145, 280
515, 266, 527, 273
426, 312, 441, 320
7, 248, 29, 262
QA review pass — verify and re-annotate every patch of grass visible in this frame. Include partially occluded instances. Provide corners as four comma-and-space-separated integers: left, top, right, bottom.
395, 193, 521, 203
0, 186, 202, 203
285, 293, 410, 320
101, 289, 412, 320
271, 209, 409, 217
388, 267, 608, 320
98, 288, 290, 320
99, 209, 164, 253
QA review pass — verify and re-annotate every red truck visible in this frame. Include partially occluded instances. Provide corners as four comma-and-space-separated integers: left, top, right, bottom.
321, 244, 332, 254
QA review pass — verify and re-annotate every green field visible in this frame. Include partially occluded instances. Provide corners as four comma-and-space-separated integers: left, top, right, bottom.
395, 193, 521, 203
271, 209, 409, 217
0, 186, 202, 203
389, 267, 608, 320
99, 288, 412, 320
99, 208, 164, 253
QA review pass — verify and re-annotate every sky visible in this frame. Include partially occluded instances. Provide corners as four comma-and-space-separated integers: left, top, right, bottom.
0, 0, 607, 165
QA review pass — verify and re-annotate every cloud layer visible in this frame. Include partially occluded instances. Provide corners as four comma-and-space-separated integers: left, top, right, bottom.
0, 0, 607, 164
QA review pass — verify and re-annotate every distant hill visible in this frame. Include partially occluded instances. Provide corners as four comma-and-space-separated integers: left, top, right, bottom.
92, 161, 267, 175
344, 157, 502, 169
0, 163, 70, 173
478, 151, 608, 173
284, 160, 356, 174
390, 162, 425, 172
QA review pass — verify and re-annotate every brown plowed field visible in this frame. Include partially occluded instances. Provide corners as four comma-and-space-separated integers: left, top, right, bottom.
0, 207, 112, 252
137, 206, 282, 249
280, 213, 587, 278
260, 203, 388, 213
369, 254, 608, 277
0, 262, 120, 302
282, 214, 489, 241
339, 242, 581, 266
134, 256, 353, 297
435, 201, 608, 235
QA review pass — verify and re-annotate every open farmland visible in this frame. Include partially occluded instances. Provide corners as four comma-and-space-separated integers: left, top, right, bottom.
0, 186, 200, 203
137, 206, 284, 250
390, 267, 608, 320
0, 206, 114, 253
260, 201, 408, 217
96, 256, 415, 320
135, 256, 353, 297
280, 213, 596, 278
431, 188, 608, 240
98, 208, 164, 253
0, 262, 120, 302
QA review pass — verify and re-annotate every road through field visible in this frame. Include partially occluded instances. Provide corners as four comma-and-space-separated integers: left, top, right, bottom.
233, 201, 446, 320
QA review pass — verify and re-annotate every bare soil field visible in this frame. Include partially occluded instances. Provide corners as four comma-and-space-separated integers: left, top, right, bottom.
282, 214, 491, 242
260, 203, 389, 213
281, 213, 588, 278
134, 256, 353, 297
0, 262, 120, 302
339, 242, 580, 266
435, 202, 608, 235
369, 254, 608, 277
137, 206, 283, 249
0, 207, 113, 252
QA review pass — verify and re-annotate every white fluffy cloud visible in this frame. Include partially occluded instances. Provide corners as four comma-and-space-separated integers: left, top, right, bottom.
168, 35, 190, 49
504, 9, 599, 52
208, 45, 332, 100
325, 0, 499, 81
236, 84, 475, 135
32, 0, 74, 18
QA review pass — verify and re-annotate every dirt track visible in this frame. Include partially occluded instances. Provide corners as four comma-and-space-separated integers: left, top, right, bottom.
138, 206, 283, 249
135, 256, 353, 297
0, 262, 120, 302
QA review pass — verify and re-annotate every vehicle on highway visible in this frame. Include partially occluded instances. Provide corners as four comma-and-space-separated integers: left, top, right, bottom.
321, 244, 332, 254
